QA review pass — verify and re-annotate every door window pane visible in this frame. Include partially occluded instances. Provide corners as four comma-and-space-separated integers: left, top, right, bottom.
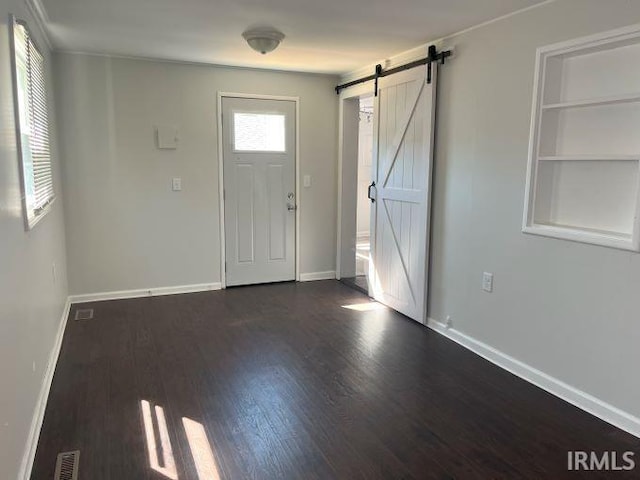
233, 113, 285, 152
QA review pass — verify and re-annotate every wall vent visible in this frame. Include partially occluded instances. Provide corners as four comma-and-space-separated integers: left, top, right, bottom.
54, 450, 79, 480
74, 309, 94, 321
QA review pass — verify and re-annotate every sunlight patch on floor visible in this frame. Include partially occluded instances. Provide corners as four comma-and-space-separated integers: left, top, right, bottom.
341, 301, 386, 312
141, 400, 178, 480
183, 417, 222, 480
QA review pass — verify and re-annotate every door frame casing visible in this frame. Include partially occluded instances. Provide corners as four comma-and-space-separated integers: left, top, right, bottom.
217, 92, 301, 289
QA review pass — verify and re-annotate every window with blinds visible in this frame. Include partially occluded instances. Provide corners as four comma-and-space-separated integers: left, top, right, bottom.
11, 17, 54, 229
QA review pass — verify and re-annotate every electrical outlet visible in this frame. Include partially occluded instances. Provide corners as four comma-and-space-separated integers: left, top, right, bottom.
172, 177, 182, 191
482, 272, 494, 293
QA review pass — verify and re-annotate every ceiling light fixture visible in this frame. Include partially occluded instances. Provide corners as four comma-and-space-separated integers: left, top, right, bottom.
242, 27, 285, 55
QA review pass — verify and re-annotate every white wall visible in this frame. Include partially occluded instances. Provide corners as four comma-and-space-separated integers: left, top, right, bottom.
0, 2, 69, 479
428, 0, 640, 420
55, 54, 339, 295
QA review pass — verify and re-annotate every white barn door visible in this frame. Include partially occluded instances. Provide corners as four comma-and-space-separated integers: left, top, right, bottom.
369, 66, 437, 323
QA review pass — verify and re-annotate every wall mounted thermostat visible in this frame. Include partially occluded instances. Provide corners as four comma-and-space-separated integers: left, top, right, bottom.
156, 125, 179, 149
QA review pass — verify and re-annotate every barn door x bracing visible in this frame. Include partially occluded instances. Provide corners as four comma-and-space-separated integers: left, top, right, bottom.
369, 65, 437, 323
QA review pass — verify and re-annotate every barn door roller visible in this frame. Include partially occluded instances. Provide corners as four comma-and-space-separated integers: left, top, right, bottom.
335, 45, 451, 96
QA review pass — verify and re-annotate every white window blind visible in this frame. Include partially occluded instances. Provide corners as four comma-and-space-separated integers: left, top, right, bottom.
11, 17, 54, 229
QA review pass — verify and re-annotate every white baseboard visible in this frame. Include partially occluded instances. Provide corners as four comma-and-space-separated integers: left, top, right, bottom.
69, 282, 222, 304
299, 271, 336, 282
19, 298, 72, 480
426, 318, 640, 438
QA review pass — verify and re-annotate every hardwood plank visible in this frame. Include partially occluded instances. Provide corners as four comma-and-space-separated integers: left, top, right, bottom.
31, 281, 640, 479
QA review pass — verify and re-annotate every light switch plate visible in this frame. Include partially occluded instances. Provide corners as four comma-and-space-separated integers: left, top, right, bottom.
303, 175, 311, 188
172, 178, 182, 191
482, 272, 494, 293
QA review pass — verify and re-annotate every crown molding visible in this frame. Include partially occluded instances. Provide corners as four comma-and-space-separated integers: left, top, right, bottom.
339, 0, 558, 83
57, 49, 341, 77
23, 0, 52, 50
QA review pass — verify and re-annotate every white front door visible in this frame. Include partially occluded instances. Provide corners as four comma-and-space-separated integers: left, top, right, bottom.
369, 65, 437, 323
222, 97, 296, 286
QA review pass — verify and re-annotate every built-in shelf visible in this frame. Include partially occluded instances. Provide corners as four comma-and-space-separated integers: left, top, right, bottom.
524, 25, 640, 252
534, 222, 632, 239
542, 92, 640, 110
538, 155, 639, 162
524, 223, 635, 251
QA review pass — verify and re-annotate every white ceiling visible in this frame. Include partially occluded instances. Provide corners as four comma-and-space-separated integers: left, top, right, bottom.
40, 0, 545, 74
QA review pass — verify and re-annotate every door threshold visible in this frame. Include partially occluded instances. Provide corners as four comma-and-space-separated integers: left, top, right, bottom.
340, 276, 369, 296
226, 279, 297, 289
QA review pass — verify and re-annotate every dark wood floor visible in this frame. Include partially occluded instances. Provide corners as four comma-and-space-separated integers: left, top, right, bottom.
32, 280, 638, 479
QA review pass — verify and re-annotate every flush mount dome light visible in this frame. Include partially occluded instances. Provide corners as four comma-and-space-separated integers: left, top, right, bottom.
242, 27, 285, 54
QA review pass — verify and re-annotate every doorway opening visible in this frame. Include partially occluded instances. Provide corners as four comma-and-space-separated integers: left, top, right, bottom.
342, 97, 373, 294
338, 95, 374, 296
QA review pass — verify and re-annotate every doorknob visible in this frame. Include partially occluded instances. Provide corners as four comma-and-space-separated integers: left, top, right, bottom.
287, 192, 296, 211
